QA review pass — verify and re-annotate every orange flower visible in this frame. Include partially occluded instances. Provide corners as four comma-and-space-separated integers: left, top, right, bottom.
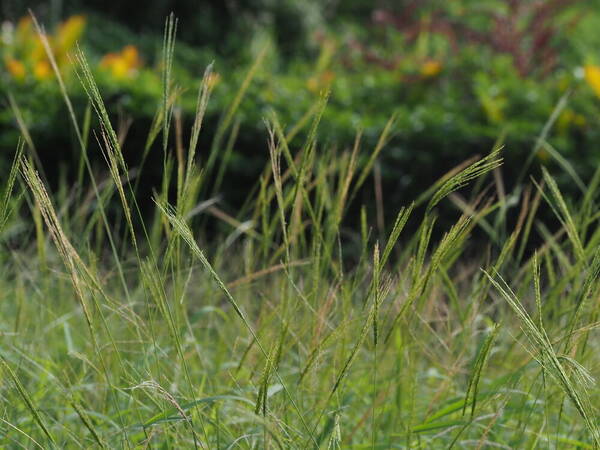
307, 70, 335, 93
100, 45, 141, 80
6, 58, 26, 80
121, 45, 140, 67
34, 60, 52, 80
420, 60, 442, 78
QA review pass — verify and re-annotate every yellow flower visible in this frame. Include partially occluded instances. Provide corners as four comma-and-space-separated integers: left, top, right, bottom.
420, 60, 442, 78
6, 58, 26, 80
584, 64, 600, 97
5, 14, 87, 83
100, 53, 125, 78
34, 60, 52, 80
121, 45, 140, 67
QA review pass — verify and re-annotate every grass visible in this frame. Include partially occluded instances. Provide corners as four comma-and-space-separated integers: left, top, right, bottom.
1, 15, 600, 449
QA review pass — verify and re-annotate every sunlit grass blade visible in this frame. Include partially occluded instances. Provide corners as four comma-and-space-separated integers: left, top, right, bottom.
462, 323, 499, 419
484, 269, 600, 445
539, 167, 585, 261
427, 146, 503, 212
0, 142, 23, 235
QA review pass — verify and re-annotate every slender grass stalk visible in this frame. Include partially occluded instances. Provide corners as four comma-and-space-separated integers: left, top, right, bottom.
0, 356, 57, 447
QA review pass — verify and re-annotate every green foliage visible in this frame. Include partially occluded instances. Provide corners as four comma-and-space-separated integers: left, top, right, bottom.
3, 1, 600, 203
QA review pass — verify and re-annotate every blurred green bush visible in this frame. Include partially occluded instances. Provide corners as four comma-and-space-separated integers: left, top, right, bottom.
3, 0, 600, 204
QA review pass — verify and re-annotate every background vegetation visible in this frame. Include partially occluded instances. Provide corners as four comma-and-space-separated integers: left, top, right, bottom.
3, 0, 600, 205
